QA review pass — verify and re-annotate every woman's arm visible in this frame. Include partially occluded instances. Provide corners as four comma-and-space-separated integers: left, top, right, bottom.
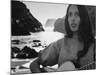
39, 42, 60, 66
30, 57, 41, 73
30, 41, 60, 73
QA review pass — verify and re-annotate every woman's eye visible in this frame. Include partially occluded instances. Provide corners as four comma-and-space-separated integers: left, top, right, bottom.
75, 12, 79, 17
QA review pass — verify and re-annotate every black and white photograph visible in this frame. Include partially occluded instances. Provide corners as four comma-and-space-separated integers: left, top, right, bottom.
11, 0, 96, 74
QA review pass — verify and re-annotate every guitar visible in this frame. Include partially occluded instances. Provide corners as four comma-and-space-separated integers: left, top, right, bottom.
44, 61, 96, 72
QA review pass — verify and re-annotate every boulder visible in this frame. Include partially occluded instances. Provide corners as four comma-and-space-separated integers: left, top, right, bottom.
11, 1, 44, 36
16, 46, 38, 59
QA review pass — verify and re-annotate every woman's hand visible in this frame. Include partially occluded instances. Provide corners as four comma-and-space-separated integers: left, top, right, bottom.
30, 58, 41, 73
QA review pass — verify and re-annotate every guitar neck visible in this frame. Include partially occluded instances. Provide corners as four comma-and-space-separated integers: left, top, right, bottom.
79, 62, 96, 70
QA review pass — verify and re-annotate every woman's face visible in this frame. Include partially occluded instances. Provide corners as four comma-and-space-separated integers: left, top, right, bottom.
68, 5, 80, 32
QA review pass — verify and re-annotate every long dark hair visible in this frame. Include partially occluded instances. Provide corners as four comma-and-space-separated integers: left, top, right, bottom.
65, 4, 95, 67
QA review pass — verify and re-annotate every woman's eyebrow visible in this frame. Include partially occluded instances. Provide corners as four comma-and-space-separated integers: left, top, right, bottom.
68, 12, 72, 15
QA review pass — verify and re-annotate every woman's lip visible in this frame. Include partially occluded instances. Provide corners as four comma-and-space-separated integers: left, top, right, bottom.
71, 24, 77, 27
71, 23, 77, 25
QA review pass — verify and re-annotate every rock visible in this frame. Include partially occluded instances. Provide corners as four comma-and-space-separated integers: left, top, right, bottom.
11, 1, 44, 36
11, 47, 20, 58
11, 47, 20, 53
45, 19, 56, 27
16, 52, 27, 59
54, 17, 66, 34
16, 46, 38, 59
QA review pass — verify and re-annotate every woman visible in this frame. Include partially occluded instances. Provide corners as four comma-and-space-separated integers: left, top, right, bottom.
30, 4, 95, 73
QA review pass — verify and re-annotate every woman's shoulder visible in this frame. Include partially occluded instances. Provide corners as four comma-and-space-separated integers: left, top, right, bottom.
53, 36, 68, 47
56, 36, 68, 43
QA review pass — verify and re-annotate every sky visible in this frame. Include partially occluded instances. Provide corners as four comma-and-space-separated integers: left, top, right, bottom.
22, 1, 68, 26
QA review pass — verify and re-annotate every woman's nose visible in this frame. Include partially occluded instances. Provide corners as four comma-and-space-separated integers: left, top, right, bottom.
71, 15, 75, 22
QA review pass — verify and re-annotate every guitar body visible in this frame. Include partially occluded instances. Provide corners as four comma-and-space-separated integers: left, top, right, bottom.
57, 61, 76, 71
43, 61, 96, 72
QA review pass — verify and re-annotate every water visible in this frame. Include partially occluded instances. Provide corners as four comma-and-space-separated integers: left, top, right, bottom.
11, 31, 64, 74
11, 31, 64, 52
